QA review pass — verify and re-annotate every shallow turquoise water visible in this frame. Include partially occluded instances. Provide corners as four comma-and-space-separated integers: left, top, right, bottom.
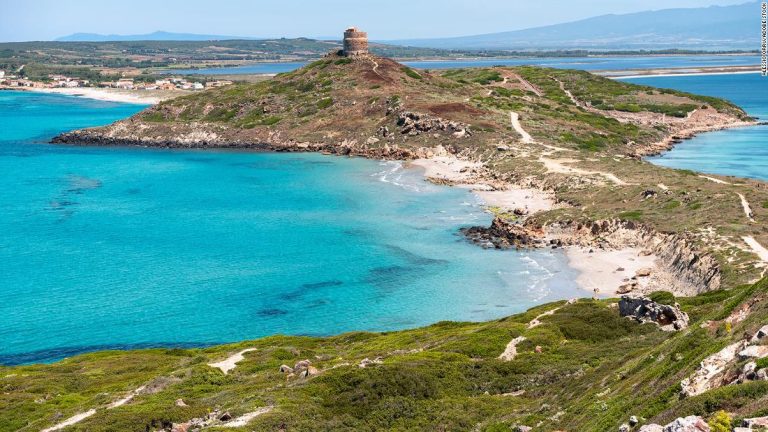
0, 91, 581, 365
624, 73, 768, 181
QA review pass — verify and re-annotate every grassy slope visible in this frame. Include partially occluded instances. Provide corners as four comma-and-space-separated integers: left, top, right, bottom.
3, 279, 767, 431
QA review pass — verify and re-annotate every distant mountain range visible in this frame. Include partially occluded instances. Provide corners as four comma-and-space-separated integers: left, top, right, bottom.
389, 2, 761, 50
56, 2, 760, 51
55, 31, 260, 42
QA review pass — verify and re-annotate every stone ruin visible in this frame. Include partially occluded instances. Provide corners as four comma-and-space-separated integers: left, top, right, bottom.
342, 27, 368, 56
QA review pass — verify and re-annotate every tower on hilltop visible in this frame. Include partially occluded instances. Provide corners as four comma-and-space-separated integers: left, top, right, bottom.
342, 27, 368, 57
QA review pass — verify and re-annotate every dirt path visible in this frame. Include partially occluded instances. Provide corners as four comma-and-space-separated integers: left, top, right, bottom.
220, 407, 274, 427
737, 193, 755, 222
509, 111, 534, 144
743, 236, 768, 263
700, 175, 731, 185
208, 348, 258, 374
40, 410, 97, 432
499, 302, 573, 361
511, 73, 543, 97
540, 157, 629, 186
107, 385, 146, 409
498, 336, 526, 361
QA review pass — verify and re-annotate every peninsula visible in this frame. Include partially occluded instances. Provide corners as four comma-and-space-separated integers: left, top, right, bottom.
6, 28, 768, 432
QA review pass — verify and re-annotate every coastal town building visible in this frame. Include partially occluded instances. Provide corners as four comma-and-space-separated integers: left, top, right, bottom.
342, 27, 368, 56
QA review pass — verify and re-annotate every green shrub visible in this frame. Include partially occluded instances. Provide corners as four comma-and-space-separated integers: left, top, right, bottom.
756, 357, 768, 369
335, 58, 352, 65
317, 97, 334, 109
649, 291, 676, 305
619, 210, 643, 221
401, 67, 422, 80
708, 410, 732, 432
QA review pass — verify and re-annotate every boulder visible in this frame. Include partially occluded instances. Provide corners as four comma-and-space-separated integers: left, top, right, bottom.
218, 411, 232, 421
630, 416, 639, 426
279, 364, 294, 373
738, 345, 768, 360
619, 424, 631, 432
635, 267, 653, 277
294, 359, 311, 371
638, 425, 664, 432
174, 398, 187, 407
662, 416, 710, 431
743, 416, 768, 428
358, 357, 384, 368
619, 296, 689, 331
751, 324, 768, 342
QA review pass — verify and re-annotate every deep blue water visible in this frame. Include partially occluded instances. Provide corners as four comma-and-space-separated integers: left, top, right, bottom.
0, 91, 581, 365
168, 54, 760, 75
624, 73, 768, 181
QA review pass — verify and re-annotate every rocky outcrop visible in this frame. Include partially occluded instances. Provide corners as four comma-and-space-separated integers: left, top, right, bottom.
396, 111, 472, 138
680, 323, 768, 397
619, 296, 689, 331
460, 217, 543, 249
681, 340, 749, 397
639, 416, 711, 432
545, 219, 721, 295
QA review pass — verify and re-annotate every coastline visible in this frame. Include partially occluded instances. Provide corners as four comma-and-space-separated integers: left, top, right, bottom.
1, 86, 183, 105
406, 154, 682, 298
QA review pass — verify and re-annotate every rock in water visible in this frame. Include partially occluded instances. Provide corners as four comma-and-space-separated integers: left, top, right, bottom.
619, 296, 689, 331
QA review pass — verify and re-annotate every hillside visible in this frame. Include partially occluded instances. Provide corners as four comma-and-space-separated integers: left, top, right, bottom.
3, 278, 768, 431
392, 2, 760, 50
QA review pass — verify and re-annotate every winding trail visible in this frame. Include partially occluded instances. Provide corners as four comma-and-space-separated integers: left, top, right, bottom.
737, 193, 755, 222
40, 410, 97, 432
107, 385, 146, 409
509, 112, 534, 144
743, 236, 768, 263
498, 336, 526, 361
700, 175, 731, 185
539, 157, 629, 186
220, 407, 274, 427
511, 73, 543, 97
499, 301, 574, 361
208, 348, 257, 374
506, 107, 627, 185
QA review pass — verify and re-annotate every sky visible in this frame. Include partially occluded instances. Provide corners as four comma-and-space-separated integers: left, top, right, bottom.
0, 0, 754, 42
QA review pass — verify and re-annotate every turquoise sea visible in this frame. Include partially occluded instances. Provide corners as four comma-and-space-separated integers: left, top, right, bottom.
624, 73, 768, 181
0, 91, 582, 365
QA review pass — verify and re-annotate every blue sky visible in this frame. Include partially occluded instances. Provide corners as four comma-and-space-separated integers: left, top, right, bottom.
0, 0, 754, 42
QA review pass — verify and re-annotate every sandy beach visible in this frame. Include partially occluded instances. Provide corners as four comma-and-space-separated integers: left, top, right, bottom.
17, 87, 185, 104
566, 247, 658, 297
410, 152, 670, 297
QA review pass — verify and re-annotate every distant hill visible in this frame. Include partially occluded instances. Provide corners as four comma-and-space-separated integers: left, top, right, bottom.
390, 2, 760, 50
55, 31, 260, 42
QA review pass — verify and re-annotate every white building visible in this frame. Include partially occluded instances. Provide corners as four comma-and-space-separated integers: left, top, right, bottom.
0, 71, 5, 79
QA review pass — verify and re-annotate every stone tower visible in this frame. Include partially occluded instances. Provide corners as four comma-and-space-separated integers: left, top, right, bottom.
342, 27, 368, 57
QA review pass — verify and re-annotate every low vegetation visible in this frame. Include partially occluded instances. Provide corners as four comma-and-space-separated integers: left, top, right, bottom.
3, 278, 767, 431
